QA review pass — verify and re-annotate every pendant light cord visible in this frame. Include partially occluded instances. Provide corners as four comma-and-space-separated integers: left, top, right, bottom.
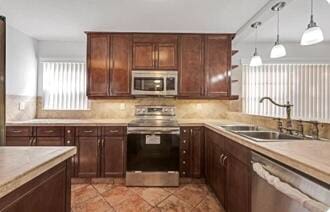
254, 26, 258, 54
310, 0, 314, 22
277, 10, 280, 42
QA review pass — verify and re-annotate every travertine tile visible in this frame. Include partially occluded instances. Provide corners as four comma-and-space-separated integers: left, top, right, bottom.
156, 195, 193, 211
174, 184, 209, 207
101, 185, 132, 207
111, 191, 152, 212
72, 196, 114, 212
92, 183, 114, 194
71, 185, 99, 206
193, 194, 225, 212
132, 187, 171, 206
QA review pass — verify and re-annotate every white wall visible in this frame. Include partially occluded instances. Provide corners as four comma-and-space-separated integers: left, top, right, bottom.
37, 40, 86, 96
6, 26, 38, 96
231, 41, 330, 96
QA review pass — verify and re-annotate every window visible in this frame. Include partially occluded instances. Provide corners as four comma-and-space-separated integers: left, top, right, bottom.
42, 62, 89, 110
242, 64, 330, 122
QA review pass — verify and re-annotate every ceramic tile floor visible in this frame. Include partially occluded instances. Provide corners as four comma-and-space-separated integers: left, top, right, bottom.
71, 182, 225, 212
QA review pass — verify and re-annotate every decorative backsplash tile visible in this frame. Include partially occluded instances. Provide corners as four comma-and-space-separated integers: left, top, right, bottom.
6, 95, 36, 121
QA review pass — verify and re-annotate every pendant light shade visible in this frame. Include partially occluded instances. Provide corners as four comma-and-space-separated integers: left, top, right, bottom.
301, 0, 324, 46
270, 43, 286, 58
250, 49, 263, 67
249, 22, 263, 67
270, 2, 286, 59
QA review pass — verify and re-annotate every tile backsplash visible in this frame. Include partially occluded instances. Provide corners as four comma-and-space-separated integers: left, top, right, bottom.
36, 97, 242, 120
6, 95, 36, 121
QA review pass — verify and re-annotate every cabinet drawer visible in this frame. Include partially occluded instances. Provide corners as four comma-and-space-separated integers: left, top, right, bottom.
104, 127, 124, 136
6, 137, 32, 146
6, 127, 33, 137
36, 137, 64, 146
37, 127, 64, 137
64, 127, 75, 138
76, 127, 98, 137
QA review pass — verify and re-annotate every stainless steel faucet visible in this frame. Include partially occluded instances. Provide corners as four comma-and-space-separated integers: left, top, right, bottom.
259, 97, 294, 133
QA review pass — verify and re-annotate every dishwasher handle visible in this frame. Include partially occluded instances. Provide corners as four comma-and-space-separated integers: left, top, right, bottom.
252, 162, 330, 212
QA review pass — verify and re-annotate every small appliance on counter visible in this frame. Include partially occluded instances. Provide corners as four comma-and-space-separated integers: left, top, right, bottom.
126, 105, 180, 187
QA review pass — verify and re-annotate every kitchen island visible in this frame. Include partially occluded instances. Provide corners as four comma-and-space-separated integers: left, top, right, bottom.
0, 146, 76, 212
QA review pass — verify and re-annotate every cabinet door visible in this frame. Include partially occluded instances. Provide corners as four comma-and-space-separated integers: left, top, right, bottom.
133, 42, 155, 69
190, 127, 203, 178
6, 137, 32, 146
205, 35, 231, 97
87, 34, 110, 96
212, 144, 226, 207
226, 155, 251, 212
179, 35, 204, 97
110, 34, 132, 96
76, 137, 100, 177
102, 137, 125, 177
36, 137, 64, 146
157, 43, 177, 70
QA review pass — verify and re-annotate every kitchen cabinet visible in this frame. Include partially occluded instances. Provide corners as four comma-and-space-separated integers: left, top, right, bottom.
205, 35, 232, 97
178, 35, 204, 97
87, 34, 110, 97
133, 34, 178, 70
110, 34, 132, 96
102, 137, 125, 177
180, 127, 203, 178
205, 128, 251, 212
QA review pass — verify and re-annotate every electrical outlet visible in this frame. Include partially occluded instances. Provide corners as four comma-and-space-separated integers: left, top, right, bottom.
19, 102, 25, 111
196, 103, 202, 110
120, 103, 126, 110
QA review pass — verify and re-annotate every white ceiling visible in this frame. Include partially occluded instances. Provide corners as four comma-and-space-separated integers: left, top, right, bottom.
243, 0, 330, 42
0, 0, 269, 41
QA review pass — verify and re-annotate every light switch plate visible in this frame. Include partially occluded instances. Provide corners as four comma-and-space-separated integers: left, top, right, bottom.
19, 102, 25, 111
120, 103, 126, 110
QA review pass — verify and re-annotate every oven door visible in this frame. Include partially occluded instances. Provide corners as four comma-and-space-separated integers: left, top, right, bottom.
127, 128, 180, 172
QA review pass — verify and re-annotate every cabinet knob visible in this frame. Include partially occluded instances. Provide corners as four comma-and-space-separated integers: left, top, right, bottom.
183, 140, 187, 144
182, 171, 186, 175
182, 150, 187, 154
66, 140, 71, 144
67, 130, 71, 134
182, 160, 186, 165
183, 130, 187, 133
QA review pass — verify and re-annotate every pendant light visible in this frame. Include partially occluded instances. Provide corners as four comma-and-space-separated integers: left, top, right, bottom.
270, 2, 286, 59
301, 0, 324, 46
250, 22, 263, 67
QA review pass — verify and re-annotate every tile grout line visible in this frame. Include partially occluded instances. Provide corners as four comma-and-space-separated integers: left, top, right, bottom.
90, 183, 116, 211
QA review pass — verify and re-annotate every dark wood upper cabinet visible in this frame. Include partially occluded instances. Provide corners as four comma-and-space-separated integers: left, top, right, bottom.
102, 137, 125, 177
110, 34, 132, 96
178, 35, 204, 97
87, 34, 110, 97
133, 42, 155, 70
205, 35, 232, 97
133, 34, 178, 70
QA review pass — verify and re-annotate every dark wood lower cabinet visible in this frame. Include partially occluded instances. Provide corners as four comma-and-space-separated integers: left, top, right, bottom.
5, 137, 32, 146
0, 160, 72, 212
36, 137, 64, 146
76, 137, 100, 178
102, 137, 125, 177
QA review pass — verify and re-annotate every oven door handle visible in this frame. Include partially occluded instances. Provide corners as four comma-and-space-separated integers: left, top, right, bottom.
252, 162, 330, 212
127, 130, 180, 135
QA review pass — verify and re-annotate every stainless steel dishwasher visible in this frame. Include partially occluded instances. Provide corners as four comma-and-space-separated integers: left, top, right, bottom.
251, 152, 330, 212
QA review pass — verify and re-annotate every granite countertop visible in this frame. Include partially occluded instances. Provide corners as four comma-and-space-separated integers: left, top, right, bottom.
5, 118, 330, 185
0, 147, 76, 199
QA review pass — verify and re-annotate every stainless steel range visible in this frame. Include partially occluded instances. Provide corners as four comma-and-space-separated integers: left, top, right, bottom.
126, 105, 180, 187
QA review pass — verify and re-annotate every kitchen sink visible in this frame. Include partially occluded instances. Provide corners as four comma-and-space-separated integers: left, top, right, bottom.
238, 131, 305, 142
220, 125, 261, 131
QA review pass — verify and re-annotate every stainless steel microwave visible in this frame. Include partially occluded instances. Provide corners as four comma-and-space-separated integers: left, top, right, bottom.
131, 70, 178, 96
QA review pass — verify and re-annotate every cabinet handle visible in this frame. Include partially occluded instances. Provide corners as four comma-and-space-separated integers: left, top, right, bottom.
109, 130, 119, 133
11, 130, 22, 133
222, 156, 228, 166
102, 139, 105, 148
190, 129, 193, 134
219, 154, 224, 165
45, 130, 54, 133
29, 138, 33, 146
83, 130, 93, 133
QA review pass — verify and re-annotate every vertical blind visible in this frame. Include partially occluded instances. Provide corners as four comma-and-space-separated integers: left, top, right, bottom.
42, 62, 88, 110
242, 64, 330, 122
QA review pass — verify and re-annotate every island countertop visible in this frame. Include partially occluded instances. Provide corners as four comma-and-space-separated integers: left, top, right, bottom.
0, 146, 76, 199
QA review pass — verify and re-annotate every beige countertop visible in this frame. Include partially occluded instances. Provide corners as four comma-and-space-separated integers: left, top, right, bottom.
0, 146, 76, 199
5, 118, 330, 185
